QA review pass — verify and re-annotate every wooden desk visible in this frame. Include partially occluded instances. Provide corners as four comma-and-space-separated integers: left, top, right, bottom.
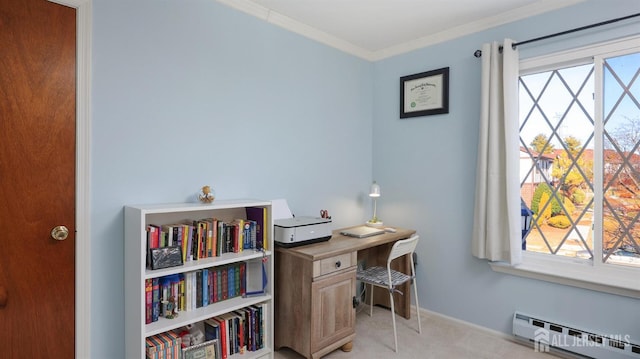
274, 227, 416, 359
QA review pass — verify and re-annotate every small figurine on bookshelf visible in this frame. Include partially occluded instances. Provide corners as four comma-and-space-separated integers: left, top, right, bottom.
177, 324, 205, 347
163, 296, 178, 319
198, 185, 215, 203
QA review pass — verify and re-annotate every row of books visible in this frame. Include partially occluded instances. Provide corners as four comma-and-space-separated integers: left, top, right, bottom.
146, 262, 247, 324
203, 303, 266, 359
146, 302, 266, 359
145, 207, 268, 269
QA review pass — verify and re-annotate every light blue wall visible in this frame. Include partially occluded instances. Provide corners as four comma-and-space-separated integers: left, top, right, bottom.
91, 0, 640, 357
373, 0, 640, 343
92, 1, 372, 357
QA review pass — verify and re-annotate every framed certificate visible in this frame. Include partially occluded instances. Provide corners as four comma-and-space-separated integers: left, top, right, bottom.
400, 67, 449, 118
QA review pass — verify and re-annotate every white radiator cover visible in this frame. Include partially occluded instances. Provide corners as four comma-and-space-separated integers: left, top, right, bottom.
512, 312, 640, 358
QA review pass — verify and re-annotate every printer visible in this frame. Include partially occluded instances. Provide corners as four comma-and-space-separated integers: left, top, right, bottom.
274, 216, 332, 247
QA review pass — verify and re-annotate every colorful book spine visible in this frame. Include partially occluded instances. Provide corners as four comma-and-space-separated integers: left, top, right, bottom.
202, 269, 209, 307
211, 218, 218, 257
235, 263, 241, 298
178, 274, 185, 312
152, 277, 160, 322
145, 279, 152, 324
213, 316, 227, 359
222, 267, 228, 300
239, 262, 246, 296
196, 270, 203, 308
208, 268, 214, 305
206, 219, 214, 257
243, 221, 251, 250
228, 266, 235, 298
185, 224, 194, 262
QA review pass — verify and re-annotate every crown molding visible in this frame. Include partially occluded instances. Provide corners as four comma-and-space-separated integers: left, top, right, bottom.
216, 0, 585, 62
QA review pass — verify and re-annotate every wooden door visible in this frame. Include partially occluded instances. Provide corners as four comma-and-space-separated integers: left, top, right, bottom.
0, 0, 77, 357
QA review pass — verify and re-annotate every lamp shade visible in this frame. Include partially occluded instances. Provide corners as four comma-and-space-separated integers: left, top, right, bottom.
369, 181, 381, 197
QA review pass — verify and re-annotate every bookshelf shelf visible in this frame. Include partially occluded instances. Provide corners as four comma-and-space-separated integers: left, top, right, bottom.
125, 200, 274, 359
145, 294, 273, 337
144, 250, 273, 279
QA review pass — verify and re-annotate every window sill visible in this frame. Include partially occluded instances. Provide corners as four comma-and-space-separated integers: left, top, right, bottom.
489, 252, 640, 299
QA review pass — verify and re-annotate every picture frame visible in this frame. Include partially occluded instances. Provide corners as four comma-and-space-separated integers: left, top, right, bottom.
400, 67, 449, 118
182, 339, 220, 359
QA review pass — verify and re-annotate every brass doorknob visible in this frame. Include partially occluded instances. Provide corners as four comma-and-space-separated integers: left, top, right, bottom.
51, 225, 69, 241
0, 286, 7, 308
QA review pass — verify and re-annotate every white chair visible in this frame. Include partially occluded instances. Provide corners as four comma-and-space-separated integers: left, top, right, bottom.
356, 235, 422, 352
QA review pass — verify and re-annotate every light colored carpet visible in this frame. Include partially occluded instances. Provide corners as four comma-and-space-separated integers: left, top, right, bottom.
274, 305, 558, 359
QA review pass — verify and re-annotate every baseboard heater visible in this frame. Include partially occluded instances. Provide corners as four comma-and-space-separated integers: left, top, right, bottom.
512, 312, 640, 358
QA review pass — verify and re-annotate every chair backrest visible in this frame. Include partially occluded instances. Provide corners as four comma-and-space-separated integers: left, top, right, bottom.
387, 235, 419, 265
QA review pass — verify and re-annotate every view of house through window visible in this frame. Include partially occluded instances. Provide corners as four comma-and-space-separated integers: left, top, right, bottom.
519, 45, 640, 268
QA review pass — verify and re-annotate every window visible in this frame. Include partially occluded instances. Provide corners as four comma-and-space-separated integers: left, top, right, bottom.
508, 35, 640, 295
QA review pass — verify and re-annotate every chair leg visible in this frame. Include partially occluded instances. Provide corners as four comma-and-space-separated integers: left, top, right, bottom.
369, 283, 374, 317
412, 280, 422, 334
389, 289, 398, 353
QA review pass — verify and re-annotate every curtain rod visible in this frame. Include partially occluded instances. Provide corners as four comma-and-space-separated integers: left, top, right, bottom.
473, 12, 640, 58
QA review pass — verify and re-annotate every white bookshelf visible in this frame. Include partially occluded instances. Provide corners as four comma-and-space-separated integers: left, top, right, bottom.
124, 199, 274, 359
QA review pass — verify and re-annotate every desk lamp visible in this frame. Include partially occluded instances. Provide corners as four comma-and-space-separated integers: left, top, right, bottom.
366, 181, 383, 227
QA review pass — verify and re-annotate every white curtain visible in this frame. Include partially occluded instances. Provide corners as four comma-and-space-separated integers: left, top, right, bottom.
471, 39, 522, 264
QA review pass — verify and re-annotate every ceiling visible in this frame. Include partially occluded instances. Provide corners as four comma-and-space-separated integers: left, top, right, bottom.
216, 0, 584, 61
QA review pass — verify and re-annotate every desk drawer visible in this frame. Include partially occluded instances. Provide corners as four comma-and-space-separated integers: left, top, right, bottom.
313, 252, 356, 278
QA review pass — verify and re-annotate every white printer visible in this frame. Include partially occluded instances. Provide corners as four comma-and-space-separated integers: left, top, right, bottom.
274, 216, 332, 247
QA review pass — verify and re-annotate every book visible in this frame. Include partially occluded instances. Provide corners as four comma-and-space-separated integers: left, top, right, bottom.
242, 220, 251, 250
216, 269, 222, 303
202, 268, 209, 307
250, 303, 264, 349
146, 225, 160, 268
180, 224, 190, 262
152, 277, 160, 322
145, 279, 152, 324
211, 268, 218, 303
195, 221, 205, 260
209, 268, 215, 304
246, 306, 256, 351
196, 270, 203, 308
212, 316, 227, 359
178, 274, 185, 311
204, 318, 220, 342
228, 265, 234, 298
161, 224, 174, 247
183, 223, 194, 262
230, 219, 244, 253
247, 220, 257, 250
211, 218, 219, 257
239, 262, 246, 296
245, 207, 266, 250
222, 267, 228, 300
232, 310, 246, 354
218, 313, 235, 356
191, 271, 197, 310
184, 272, 192, 312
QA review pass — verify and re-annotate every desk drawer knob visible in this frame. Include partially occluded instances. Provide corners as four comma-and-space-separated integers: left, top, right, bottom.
335, 260, 341, 268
